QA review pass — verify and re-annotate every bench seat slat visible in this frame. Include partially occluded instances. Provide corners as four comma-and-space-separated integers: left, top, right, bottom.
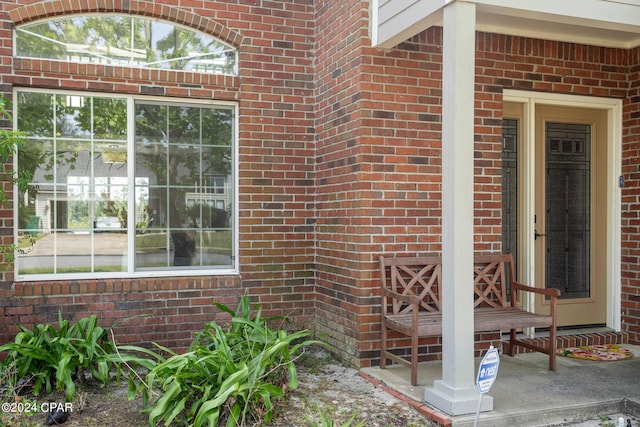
386, 307, 553, 337
385, 312, 442, 336
475, 307, 553, 330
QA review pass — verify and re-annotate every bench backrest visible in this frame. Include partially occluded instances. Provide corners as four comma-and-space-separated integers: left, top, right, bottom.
380, 253, 517, 315
380, 256, 443, 315
473, 253, 515, 308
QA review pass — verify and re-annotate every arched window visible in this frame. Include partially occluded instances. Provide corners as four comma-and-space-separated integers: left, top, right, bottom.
15, 16, 237, 75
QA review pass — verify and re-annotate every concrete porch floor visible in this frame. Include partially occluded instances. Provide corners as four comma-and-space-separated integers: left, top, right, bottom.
361, 345, 640, 426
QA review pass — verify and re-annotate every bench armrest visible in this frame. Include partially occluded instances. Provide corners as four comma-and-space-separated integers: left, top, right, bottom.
510, 282, 560, 327
512, 281, 561, 299
382, 288, 421, 306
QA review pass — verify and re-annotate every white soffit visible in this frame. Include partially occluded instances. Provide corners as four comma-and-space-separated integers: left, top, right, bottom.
372, 0, 640, 49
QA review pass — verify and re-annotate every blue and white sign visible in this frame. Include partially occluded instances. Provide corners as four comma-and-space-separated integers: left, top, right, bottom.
476, 346, 500, 394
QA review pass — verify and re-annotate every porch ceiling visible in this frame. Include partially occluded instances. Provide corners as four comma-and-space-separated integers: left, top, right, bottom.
372, 0, 640, 49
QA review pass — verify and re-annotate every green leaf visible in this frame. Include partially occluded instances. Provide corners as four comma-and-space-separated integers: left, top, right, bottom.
212, 300, 236, 317
195, 408, 220, 427
55, 352, 76, 399
194, 364, 248, 426
163, 396, 188, 426
2, 342, 56, 365
127, 377, 138, 401
226, 402, 242, 427
96, 359, 110, 384
288, 361, 299, 389
147, 380, 182, 425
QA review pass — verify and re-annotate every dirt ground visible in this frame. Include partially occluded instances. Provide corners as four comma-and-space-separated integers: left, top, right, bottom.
0, 350, 435, 427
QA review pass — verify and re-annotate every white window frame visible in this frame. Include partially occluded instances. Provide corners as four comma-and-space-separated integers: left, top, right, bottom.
13, 88, 239, 281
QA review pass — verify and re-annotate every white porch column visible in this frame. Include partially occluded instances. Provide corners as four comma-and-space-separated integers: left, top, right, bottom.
424, 1, 492, 415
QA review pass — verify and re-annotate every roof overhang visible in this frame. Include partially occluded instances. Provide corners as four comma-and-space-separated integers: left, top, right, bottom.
371, 0, 640, 49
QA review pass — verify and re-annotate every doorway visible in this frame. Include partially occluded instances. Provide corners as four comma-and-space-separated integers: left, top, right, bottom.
503, 96, 619, 329
535, 106, 607, 326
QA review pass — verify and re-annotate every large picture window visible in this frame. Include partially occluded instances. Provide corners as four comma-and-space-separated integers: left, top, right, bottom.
14, 90, 236, 278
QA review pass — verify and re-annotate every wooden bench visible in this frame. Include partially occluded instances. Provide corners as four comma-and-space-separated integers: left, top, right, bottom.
379, 253, 560, 386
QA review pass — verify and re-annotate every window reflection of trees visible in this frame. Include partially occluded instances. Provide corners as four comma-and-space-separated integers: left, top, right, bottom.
15, 16, 237, 75
134, 103, 233, 268
16, 91, 234, 276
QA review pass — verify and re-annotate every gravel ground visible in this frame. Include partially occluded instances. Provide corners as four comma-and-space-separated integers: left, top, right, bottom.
564, 414, 639, 427
284, 357, 640, 427
273, 350, 437, 426
280, 349, 640, 427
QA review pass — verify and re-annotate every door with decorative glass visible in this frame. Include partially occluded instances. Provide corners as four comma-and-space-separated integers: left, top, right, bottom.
503, 104, 608, 327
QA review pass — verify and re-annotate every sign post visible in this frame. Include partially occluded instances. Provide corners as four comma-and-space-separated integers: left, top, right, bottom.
474, 345, 500, 427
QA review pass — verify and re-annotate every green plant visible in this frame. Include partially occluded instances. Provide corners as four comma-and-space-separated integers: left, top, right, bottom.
598, 415, 615, 427
0, 95, 33, 271
293, 345, 335, 374
0, 312, 127, 401
124, 296, 324, 427
0, 96, 29, 201
303, 405, 366, 427
0, 396, 41, 427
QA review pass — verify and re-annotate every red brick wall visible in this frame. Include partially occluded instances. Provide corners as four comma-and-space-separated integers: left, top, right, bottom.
475, 34, 637, 346
0, 0, 638, 367
314, 0, 446, 366
233, 0, 316, 322
0, 277, 243, 350
314, 0, 639, 368
0, 0, 316, 349
621, 46, 640, 344
314, 0, 374, 366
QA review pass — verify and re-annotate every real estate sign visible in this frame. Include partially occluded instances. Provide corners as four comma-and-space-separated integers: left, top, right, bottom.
476, 346, 500, 394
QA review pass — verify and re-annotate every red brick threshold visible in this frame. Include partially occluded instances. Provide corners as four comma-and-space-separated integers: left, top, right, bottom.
358, 370, 452, 427
507, 330, 629, 355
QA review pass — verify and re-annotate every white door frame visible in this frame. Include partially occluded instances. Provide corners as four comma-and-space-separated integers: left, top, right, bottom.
503, 90, 622, 331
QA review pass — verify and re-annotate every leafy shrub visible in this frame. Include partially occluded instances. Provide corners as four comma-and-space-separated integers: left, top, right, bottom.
0, 312, 125, 401
124, 296, 323, 427
0, 95, 33, 271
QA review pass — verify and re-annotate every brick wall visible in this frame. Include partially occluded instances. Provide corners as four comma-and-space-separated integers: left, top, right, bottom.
621, 46, 640, 344
314, 0, 447, 366
0, 0, 638, 367
314, 0, 374, 366
234, 0, 316, 322
314, 0, 640, 368
0, 277, 243, 349
0, 0, 316, 349
475, 34, 637, 345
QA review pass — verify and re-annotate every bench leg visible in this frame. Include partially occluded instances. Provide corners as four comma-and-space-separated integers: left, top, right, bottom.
380, 322, 387, 369
549, 323, 557, 371
380, 320, 389, 369
509, 328, 517, 356
411, 331, 418, 386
